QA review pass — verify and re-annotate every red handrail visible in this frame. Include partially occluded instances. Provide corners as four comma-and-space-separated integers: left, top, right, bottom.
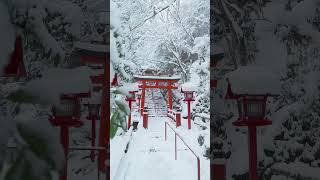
165, 122, 200, 180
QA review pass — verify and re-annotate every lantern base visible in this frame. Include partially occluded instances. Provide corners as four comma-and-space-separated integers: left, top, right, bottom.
233, 118, 272, 127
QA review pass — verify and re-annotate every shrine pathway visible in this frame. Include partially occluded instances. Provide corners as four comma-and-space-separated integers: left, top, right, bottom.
112, 116, 198, 180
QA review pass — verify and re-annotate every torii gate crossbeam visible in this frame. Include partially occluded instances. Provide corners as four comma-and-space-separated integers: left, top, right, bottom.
133, 75, 180, 115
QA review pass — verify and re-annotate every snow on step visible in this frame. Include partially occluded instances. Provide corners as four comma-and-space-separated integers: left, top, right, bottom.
112, 117, 198, 180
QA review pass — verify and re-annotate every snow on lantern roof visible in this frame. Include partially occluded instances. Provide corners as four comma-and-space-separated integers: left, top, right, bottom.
117, 83, 139, 96
181, 82, 197, 92
226, 66, 281, 95
133, 75, 180, 81
24, 66, 92, 105
75, 41, 109, 53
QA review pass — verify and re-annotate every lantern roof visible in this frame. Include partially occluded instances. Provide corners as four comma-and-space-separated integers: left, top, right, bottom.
75, 41, 109, 53
181, 82, 197, 92
24, 66, 92, 105
226, 66, 281, 96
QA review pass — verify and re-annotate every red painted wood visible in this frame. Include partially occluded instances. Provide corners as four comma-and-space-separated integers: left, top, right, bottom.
60, 126, 69, 180
81, 55, 106, 65
140, 82, 146, 116
128, 101, 132, 130
143, 113, 148, 129
4, 36, 26, 78
249, 126, 257, 180
176, 113, 181, 127
111, 73, 118, 86
211, 79, 217, 88
212, 164, 226, 180
168, 87, 173, 110
97, 53, 109, 178
188, 101, 191, 129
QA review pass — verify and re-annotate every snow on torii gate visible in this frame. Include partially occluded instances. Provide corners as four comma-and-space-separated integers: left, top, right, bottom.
133, 75, 180, 115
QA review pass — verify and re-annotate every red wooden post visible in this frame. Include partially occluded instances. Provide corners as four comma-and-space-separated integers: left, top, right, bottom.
98, 55, 109, 177
128, 100, 132, 130
141, 82, 146, 116
143, 112, 148, 129
212, 162, 226, 180
187, 101, 191, 129
249, 126, 257, 180
60, 126, 69, 180
176, 112, 181, 127
168, 87, 173, 110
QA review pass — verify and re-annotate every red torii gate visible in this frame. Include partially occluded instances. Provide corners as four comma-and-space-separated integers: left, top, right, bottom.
133, 75, 180, 115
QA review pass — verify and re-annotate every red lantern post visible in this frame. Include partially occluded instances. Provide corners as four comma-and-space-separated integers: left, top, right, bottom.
181, 88, 195, 129
126, 90, 137, 130
225, 75, 279, 180
85, 103, 101, 161
49, 94, 83, 180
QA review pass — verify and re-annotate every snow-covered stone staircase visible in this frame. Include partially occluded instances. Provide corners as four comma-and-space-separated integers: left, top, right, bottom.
112, 117, 198, 180
145, 89, 167, 117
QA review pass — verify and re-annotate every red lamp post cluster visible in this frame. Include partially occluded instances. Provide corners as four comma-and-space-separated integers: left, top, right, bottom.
181, 88, 195, 130
225, 67, 280, 180
49, 93, 89, 180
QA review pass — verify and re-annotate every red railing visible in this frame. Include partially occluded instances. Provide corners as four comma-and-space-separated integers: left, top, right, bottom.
165, 122, 200, 180
167, 109, 181, 127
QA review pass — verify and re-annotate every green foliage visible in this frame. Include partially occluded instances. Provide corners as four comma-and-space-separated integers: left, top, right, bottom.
110, 89, 130, 139
110, 107, 129, 139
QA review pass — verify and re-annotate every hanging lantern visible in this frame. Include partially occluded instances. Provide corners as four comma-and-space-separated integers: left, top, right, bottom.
236, 95, 267, 122
54, 98, 77, 117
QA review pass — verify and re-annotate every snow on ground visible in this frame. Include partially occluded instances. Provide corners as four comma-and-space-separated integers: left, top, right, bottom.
111, 111, 210, 180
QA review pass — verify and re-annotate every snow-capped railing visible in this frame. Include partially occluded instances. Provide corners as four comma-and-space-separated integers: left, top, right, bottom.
164, 122, 200, 180
167, 109, 181, 127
